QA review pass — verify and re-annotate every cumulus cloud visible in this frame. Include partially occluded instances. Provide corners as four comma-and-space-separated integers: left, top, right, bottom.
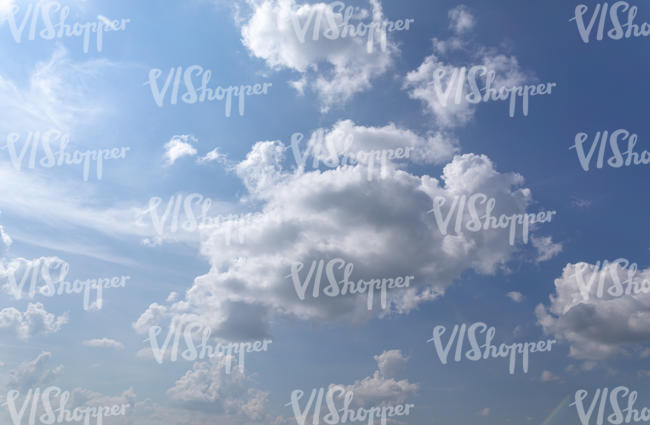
540, 370, 560, 382
403, 7, 532, 127
6, 352, 63, 392
241, 0, 398, 111
166, 356, 269, 421
279, 350, 416, 425
292, 120, 459, 172
134, 126, 553, 341
374, 349, 408, 380
333, 349, 417, 408
235, 140, 287, 196
0, 352, 137, 422
531, 235, 562, 263
536, 260, 650, 360
476, 407, 490, 416
404, 52, 530, 128
448, 5, 475, 34
0, 302, 68, 340
506, 291, 524, 303
164, 135, 198, 165
82, 338, 125, 350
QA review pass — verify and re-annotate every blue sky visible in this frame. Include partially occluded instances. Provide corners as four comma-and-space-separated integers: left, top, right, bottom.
0, 0, 649, 424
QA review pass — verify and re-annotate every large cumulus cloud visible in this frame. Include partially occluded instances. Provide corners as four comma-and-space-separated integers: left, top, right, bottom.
134, 120, 558, 342
537, 260, 650, 360
241, 0, 399, 111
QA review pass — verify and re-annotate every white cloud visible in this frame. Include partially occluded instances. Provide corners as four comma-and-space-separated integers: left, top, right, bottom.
448, 5, 475, 34
404, 50, 530, 128
403, 7, 532, 128
585, 362, 598, 371
0, 163, 150, 243
506, 291, 523, 303
133, 302, 169, 335
374, 349, 408, 380
6, 352, 63, 392
82, 338, 125, 350
135, 135, 552, 341
335, 350, 417, 407
0, 46, 111, 134
0, 0, 15, 21
109, 396, 275, 425
290, 76, 307, 95
0, 161, 237, 257
66, 386, 136, 411
296, 120, 459, 170
571, 197, 592, 208
167, 292, 179, 303
540, 370, 560, 382
0, 224, 12, 255
476, 407, 490, 416
198, 148, 226, 164
404, 54, 474, 127
235, 140, 287, 196
0, 349, 263, 425
166, 356, 269, 421
536, 261, 650, 360
164, 135, 198, 165
531, 235, 562, 263
241, 0, 398, 111
0, 256, 68, 300
0, 302, 68, 340
336, 370, 417, 408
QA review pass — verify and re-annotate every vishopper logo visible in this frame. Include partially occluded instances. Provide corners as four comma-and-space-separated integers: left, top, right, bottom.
139, 193, 213, 237
145, 66, 272, 117
288, 258, 414, 310
5, 1, 130, 53
571, 2, 650, 43
571, 129, 650, 171
428, 322, 557, 375
571, 387, 650, 425
573, 258, 650, 301
287, 386, 414, 425
3, 131, 130, 182
3, 257, 130, 311
2, 386, 128, 425
290, 131, 415, 181
144, 320, 272, 373
428, 193, 557, 246
290, 1, 415, 54
431, 65, 556, 118
138, 193, 272, 245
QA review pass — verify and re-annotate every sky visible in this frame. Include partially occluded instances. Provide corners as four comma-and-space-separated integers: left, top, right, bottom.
0, 0, 649, 424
